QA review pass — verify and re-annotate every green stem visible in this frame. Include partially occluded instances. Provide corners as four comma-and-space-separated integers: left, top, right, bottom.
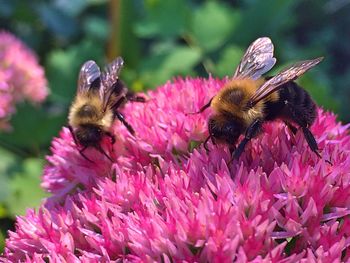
107, 0, 122, 61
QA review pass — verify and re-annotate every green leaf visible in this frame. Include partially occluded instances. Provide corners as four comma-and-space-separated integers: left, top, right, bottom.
11, 2, 37, 24
0, 0, 15, 17
83, 16, 109, 41
188, 140, 202, 153
233, 0, 298, 44
298, 75, 339, 112
134, 0, 189, 39
162, 46, 202, 72
46, 39, 104, 102
0, 148, 18, 203
35, 3, 79, 38
54, 0, 89, 17
0, 205, 7, 218
86, 0, 108, 4
0, 102, 66, 150
191, 2, 239, 52
0, 216, 14, 253
6, 158, 48, 217
0, 230, 4, 253
119, 1, 142, 69
214, 45, 244, 78
140, 46, 202, 87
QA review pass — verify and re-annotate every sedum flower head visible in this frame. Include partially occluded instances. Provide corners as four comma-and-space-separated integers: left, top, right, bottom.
0, 31, 48, 130
2, 77, 350, 262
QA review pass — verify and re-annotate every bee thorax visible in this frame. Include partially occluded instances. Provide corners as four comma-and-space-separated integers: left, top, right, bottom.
77, 104, 98, 118
245, 106, 264, 124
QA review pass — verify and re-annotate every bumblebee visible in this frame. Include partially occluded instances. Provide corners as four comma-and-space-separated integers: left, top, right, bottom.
68, 57, 144, 162
194, 37, 324, 161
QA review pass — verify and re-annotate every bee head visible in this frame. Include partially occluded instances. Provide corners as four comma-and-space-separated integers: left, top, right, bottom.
208, 117, 243, 145
75, 124, 103, 147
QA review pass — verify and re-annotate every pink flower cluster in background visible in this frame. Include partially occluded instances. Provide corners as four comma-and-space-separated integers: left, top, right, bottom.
0, 31, 48, 130
2, 77, 350, 262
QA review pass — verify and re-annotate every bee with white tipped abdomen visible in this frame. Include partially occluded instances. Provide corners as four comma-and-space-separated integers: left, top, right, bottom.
193, 37, 325, 162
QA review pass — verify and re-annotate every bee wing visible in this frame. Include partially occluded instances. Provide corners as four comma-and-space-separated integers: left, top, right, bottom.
100, 57, 125, 109
233, 37, 276, 80
78, 60, 101, 93
248, 57, 323, 107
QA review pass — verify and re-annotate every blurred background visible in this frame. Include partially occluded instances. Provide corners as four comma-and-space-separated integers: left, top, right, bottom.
0, 0, 349, 252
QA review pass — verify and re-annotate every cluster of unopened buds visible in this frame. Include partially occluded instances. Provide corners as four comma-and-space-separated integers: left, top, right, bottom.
1, 36, 350, 262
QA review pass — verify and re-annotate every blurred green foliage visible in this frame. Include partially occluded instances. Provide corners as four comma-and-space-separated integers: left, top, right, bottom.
0, 0, 349, 252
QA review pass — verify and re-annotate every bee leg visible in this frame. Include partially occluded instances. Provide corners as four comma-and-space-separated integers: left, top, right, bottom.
187, 97, 213, 115
129, 96, 146, 103
95, 145, 114, 162
112, 96, 136, 135
212, 137, 217, 145
302, 126, 332, 165
112, 96, 127, 110
203, 135, 212, 152
79, 147, 94, 163
126, 92, 146, 103
68, 125, 79, 146
228, 145, 236, 155
302, 126, 332, 164
301, 126, 321, 157
285, 104, 331, 164
232, 119, 262, 160
115, 111, 135, 135
284, 121, 298, 134
105, 131, 116, 145
105, 131, 116, 152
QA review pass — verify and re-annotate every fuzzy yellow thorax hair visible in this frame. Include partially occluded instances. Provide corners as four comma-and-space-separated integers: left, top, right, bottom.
211, 78, 279, 126
68, 95, 114, 130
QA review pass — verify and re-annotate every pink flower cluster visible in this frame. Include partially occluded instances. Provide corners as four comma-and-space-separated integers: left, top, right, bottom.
2, 77, 350, 262
0, 31, 48, 130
